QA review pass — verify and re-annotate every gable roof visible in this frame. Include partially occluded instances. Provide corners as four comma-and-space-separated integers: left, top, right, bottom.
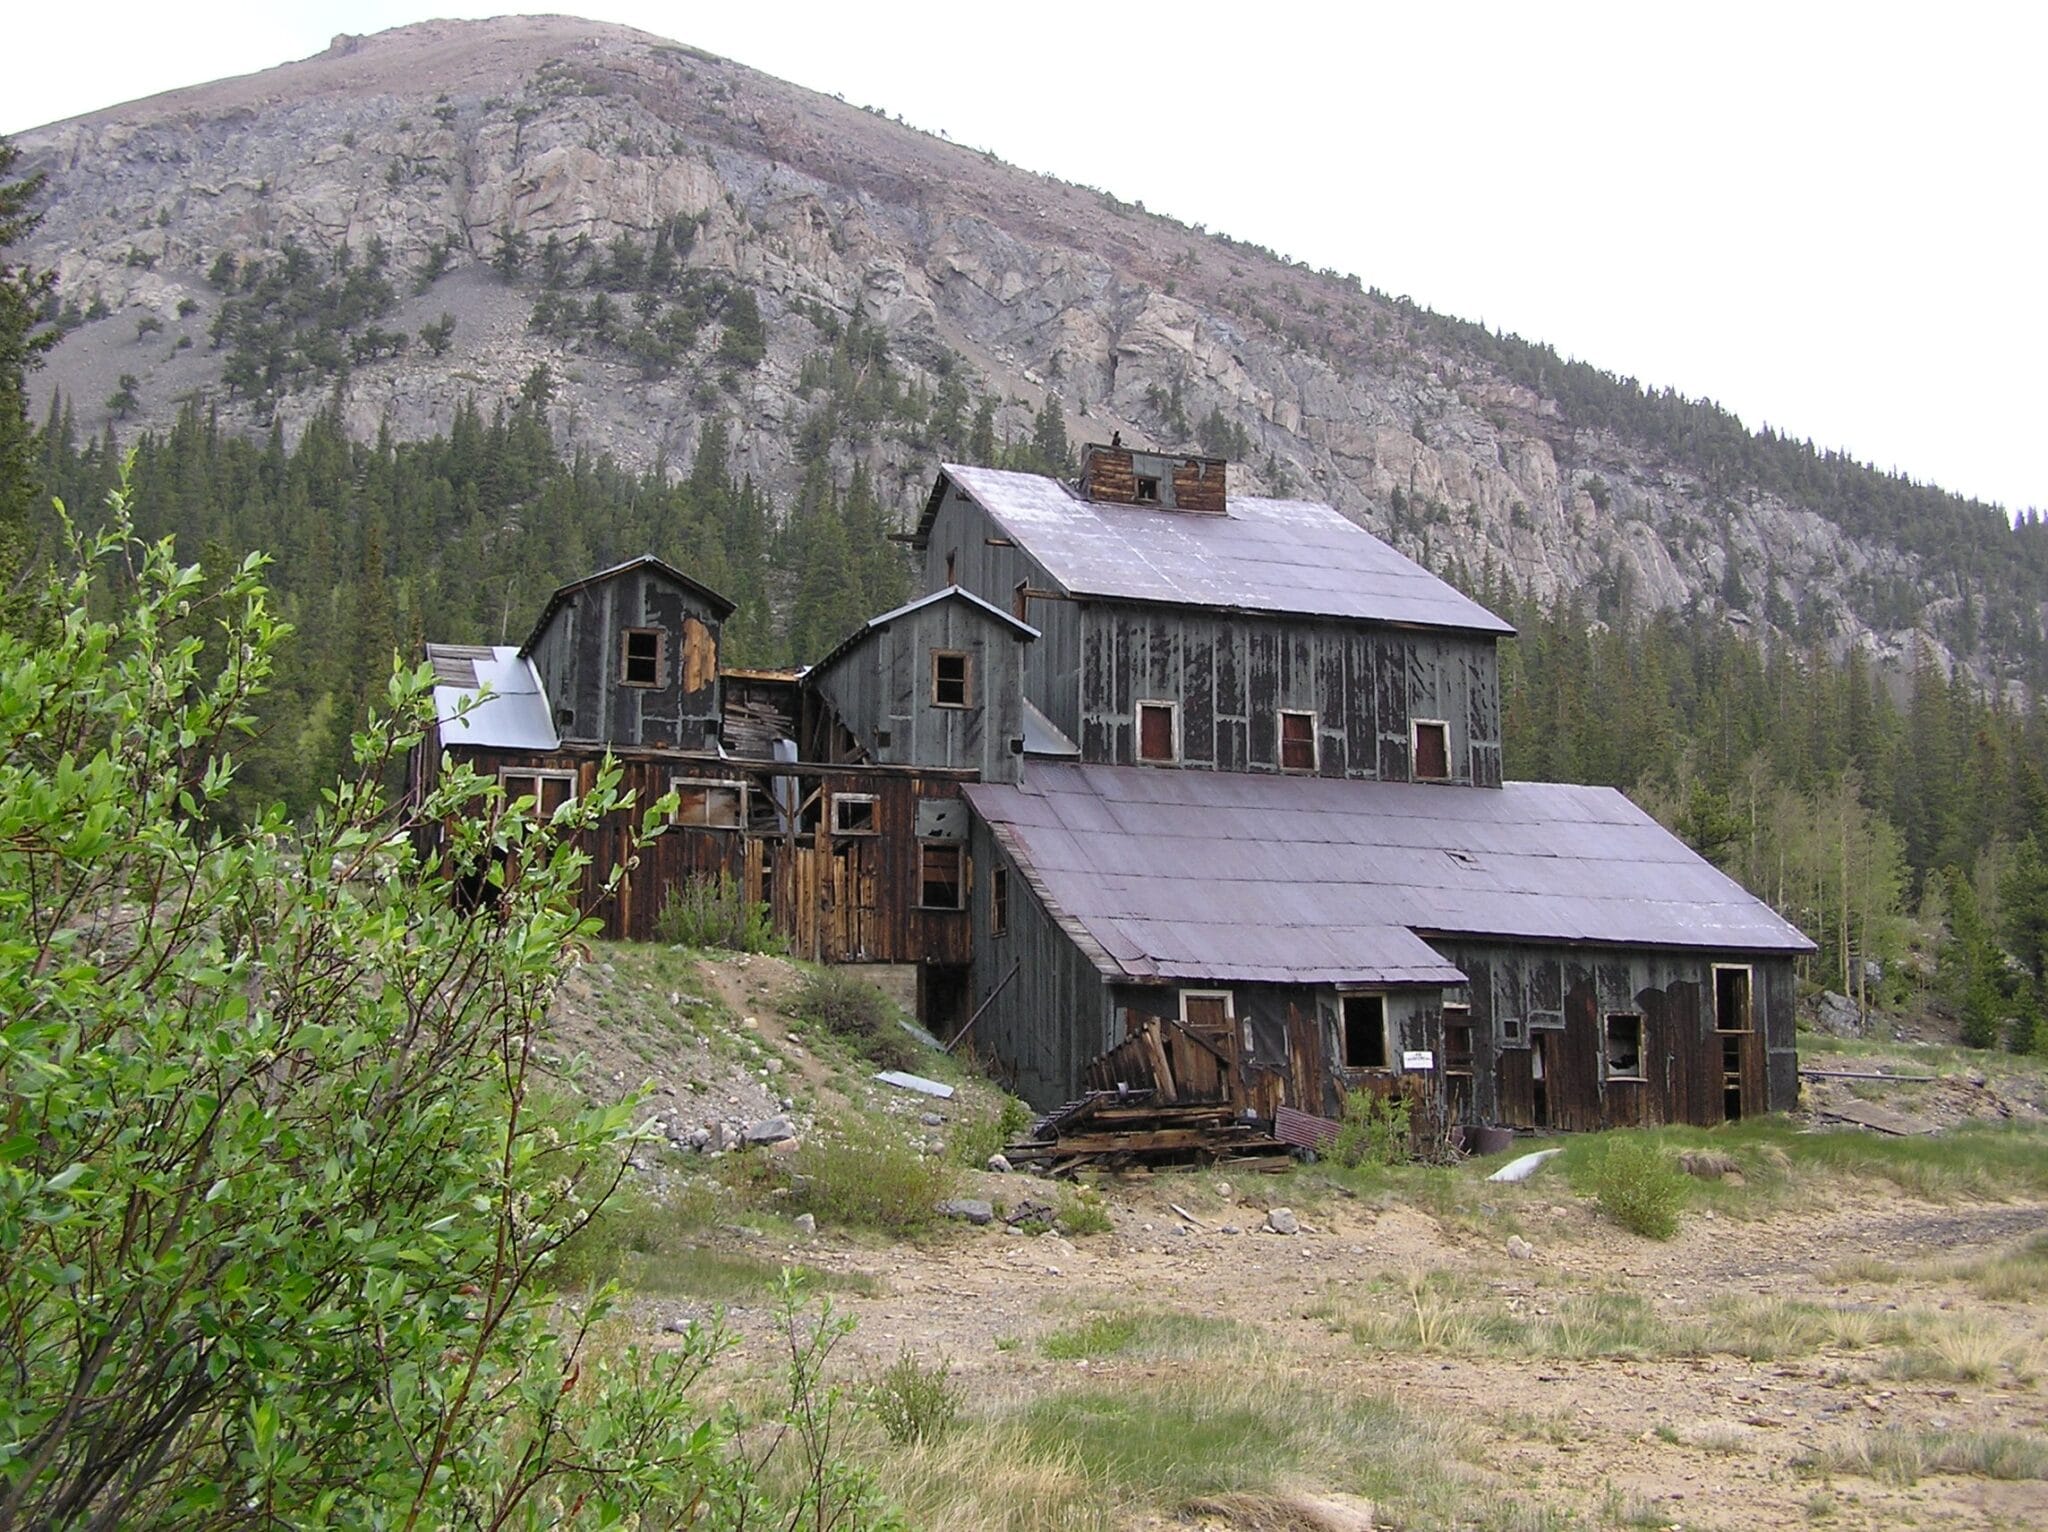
964, 763, 1813, 988
518, 555, 736, 657
805, 585, 1039, 679
922, 464, 1514, 635
426, 644, 560, 751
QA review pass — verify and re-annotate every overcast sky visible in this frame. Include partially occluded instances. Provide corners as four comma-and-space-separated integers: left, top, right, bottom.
10, 2, 2043, 516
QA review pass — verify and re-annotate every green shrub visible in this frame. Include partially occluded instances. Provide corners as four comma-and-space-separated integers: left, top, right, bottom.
785, 1132, 953, 1234
1588, 1136, 1688, 1239
654, 872, 784, 953
868, 1348, 961, 1445
1330, 1089, 1412, 1169
1058, 1187, 1114, 1236
790, 968, 918, 1070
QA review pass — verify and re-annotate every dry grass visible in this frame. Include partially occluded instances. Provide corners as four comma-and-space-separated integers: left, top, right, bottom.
1806, 1425, 2048, 1484
1879, 1318, 2042, 1384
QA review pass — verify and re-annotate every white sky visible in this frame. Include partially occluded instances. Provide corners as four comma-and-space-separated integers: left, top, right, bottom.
9, 2, 2044, 516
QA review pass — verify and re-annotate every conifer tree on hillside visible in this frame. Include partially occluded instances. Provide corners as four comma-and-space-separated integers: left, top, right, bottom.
0, 135, 55, 614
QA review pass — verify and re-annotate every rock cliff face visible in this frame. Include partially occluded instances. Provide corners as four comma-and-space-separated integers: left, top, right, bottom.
12, 17, 2025, 679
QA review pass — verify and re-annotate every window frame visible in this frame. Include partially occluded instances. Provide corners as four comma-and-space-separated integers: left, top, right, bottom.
831, 792, 880, 836
1278, 709, 1318, 772
671, 776, 746, 830
990, 865, 1010, 936
930, 649, 972, 709
1442, 1002, 1474, 1076
1411, 717, 1451, 781
1604, 1011, 1646, 1081
917, 840, 967, 911
1339, 991, 1391, 1071
499, 767, 579, 817
1133, 473, 1161, 504
619, 626, 666, 688
1712, 963, 1754, 1033
1135, 699, 1179, 765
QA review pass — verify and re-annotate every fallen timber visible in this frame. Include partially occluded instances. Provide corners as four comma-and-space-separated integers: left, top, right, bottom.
1005, 1089, 1291, 1176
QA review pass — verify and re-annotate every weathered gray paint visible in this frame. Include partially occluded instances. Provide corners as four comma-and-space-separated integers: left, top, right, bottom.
966, 817, 1114, 1106
809, 595, 1029, 785
526, 566, 724, 749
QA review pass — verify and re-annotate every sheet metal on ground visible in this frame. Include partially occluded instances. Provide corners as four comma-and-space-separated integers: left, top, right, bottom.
967, 762, 1814, 987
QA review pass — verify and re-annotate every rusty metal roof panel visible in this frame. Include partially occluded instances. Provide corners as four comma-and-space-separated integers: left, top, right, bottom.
941, 465, 1514, 635
968, 764, 1813, 986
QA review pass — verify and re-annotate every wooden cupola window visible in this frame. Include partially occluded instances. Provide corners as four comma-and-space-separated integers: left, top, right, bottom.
931, 650, 971, 709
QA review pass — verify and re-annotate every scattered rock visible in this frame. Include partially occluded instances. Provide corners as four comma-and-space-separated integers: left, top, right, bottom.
986, 1153, 1013, 1173
1221, 1224, 1243, 1235
1506, 1234, 1537, 1261
663, 1317, 694, 1335
1265, 1207, 1299, 1236
1004, 1198, 1055, 1227
937, 1198, 995, 1226
1813, 991, 1864, 1036
686, 1126, 711, 1151
1213, 1180, 1234, 1202
792, 1213, 816, 1237
745, 1116, 796, 1145
919, 1111, 945, 1127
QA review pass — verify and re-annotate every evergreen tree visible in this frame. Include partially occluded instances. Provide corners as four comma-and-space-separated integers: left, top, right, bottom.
0, 135, 55, 612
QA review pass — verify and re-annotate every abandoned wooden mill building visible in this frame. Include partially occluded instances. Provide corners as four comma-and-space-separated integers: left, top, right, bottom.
412, 442, 1813, 1137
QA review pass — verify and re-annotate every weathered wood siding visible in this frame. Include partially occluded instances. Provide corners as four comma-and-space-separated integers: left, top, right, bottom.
808, 598, 1028, 784
432, 745, 972, 968
1425, 941, 1799, 1130
966, 819, 1114, 1106
525, 568, 724, 750
921, 486, 1084, 744
1078, 606, 1503, 785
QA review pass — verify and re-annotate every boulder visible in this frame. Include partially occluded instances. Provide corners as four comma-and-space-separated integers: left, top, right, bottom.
986, 1153, 1013, 1173
1506, 1234, 1537, 1261
745, 1116, 796, 1145
937, 1198, 995, 1226
1265, 1207, 1299, 1236
1678, 1149, 1740, 1180
792, 1213, 816, 1237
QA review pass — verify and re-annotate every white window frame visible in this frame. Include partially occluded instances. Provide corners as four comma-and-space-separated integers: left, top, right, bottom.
1278, 708, 1318, 772
671, 776, 746, 830
1411, 717, 1451, 781
1604, 1011, 1646, 1082
499, 767, 578, 816
831, 791, 880, 836
1135, 699, 1179, 765
1179, 987, 1244, 1059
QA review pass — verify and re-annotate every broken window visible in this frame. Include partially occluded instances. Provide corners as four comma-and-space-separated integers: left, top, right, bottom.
620, 627, 664, 687
671, 778, 744, 829
918, 841, 965, 910
832, 792, 878, 835
1442, 1003, 1474, 1075
931, 650, 971, 708
1413, 719, 1450, 780
1134, 474, 1160, 504
1137, 701, 1177, 764
1714, 964, 1752, 1032
1342, 994, 1389, 1069
500, 769, 576, 818
1279, 710, 1317, 772
991, 866, 1009, 936
1604, 1012, 1644, 1080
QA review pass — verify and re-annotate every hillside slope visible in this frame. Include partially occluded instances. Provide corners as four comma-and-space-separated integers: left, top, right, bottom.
15, 16, 2045, 685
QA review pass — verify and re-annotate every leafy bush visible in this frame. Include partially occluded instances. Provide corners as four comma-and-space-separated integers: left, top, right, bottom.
656, 871, 785, 953
1330, 1088, 1412, 1168
950, 1093, 1034, 1168
1588, 1136, 1688, 1239
868, 1348, 961, 1445
1059, 1188, 1114, 1236
790, 968, 917, 1070
0, 492, 888, 1528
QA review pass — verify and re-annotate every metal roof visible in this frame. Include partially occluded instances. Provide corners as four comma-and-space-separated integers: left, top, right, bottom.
965, 763, 1814, 987
932, 464, 1514, 635
805, 585, 1039, 679
1021, 699, 1080, 757
518, 554, 736, 657
428, 644, 560, 751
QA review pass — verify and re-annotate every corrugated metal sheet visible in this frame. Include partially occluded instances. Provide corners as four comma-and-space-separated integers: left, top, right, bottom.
805, 584, 1039, 680
967, 763, 1814, 987
1021, 698, 1080, 757
430, 644, 560, 750
939, 464, 1514, 636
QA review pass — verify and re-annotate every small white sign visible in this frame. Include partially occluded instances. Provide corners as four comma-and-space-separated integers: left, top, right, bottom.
1402, 1049, 1436, 1071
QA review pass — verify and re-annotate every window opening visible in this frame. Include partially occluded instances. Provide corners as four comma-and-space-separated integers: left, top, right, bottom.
500, 769, 576, 817
931, 650, 971, 708
1413, 719, 1450, 780
1134, 474, 1160, 504
1604, 1013, 1644, 1080
1442, 1003, 1474, 1075
672, 778, 744, 829
991, 866, 1009, 935
918, 841, 965, 909
1714, 965, 1752, 1032
1279, 710, 1317, 772
1136, 700, 1177, 764
832, 793, 878, 835
620, 627, 664, 687
1341, 994, 1388, 1069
